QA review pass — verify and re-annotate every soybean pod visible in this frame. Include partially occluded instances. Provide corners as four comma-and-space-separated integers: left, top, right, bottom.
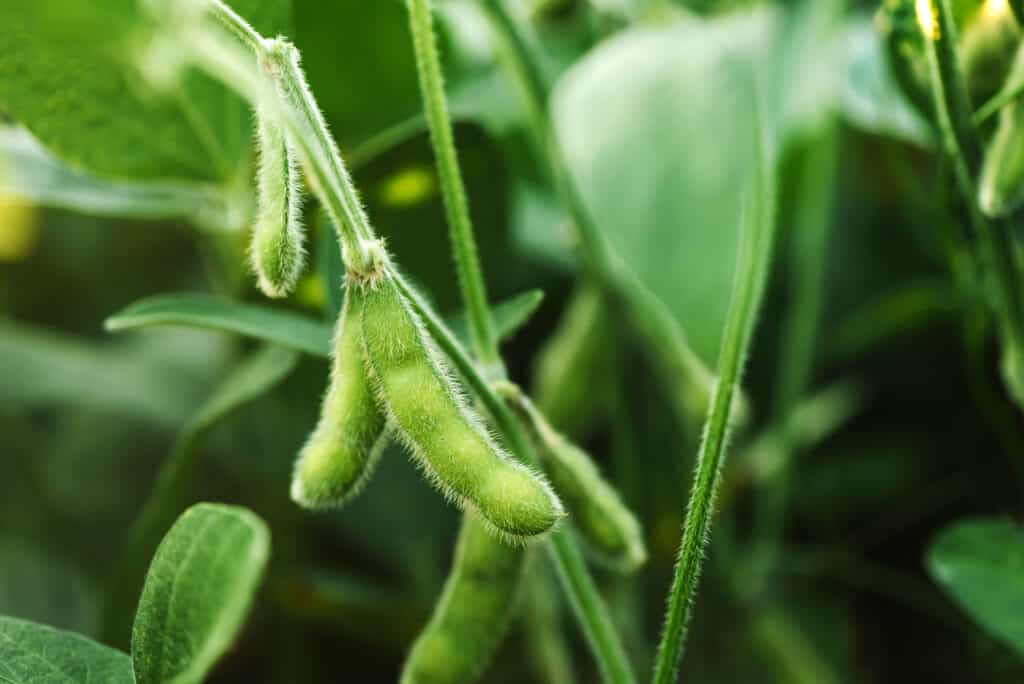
498, 382, 646, 571
291, 286, 387, 509
360, 272, 564, 540
251, 103, 305, 298
400, 514, 526, 684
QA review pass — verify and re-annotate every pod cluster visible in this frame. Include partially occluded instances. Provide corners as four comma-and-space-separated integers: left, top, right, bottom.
291, 250, 564, 541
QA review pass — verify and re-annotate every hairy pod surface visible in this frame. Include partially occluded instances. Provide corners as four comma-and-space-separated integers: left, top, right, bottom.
360, 274, 563, 539
251, 105, 305, 298
400, 514, 526, 684
291, 287, 387, 509
499, 383, 646, 571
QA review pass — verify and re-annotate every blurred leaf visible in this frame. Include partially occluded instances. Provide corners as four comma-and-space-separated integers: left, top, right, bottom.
0, 126, 241, 230
131, 503, 270, 684
106, 293, 333, 356
103, 346, 298, 643
0, 616, 133, 684
928, 518, 1024, 658
552, 11, 769, 365
0, 319, 214, 427
107, 290, 546, 357
0, 543, 98, 637
0, 0, 289, 182
839, 17, 932, 146
448, 288, 546, 345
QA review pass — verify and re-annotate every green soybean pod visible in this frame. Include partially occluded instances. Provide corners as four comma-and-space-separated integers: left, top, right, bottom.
401, 514, 526, 684
360, 274, 563, 540
498, 382, 646, 571
291, 286, 387, 509
251, 105, 305, 298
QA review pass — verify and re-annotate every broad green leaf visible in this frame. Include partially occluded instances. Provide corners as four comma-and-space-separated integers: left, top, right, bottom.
552, 12, 767, 365
106, 290, 546, 357
0, 1, 289, 183
0, 616, 133, 684
552, 5, 841, 365
131, 503, 271, 684
105, 293, 332, 356
0, 127, 239, 230
927, 518, 1024, 658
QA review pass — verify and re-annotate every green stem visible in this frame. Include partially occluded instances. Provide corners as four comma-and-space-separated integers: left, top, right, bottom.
923, 0, 1024, 374
406, 0, 501, 370
197, 2, 373, 264
652, 105, 777, 684
393, 273, 637, 684
193, 5, 633, 680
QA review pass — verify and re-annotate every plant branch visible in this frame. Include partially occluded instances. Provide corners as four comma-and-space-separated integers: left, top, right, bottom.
652, 100, 777, 684
921, 0, 1024, 401
406, 0, 501, 371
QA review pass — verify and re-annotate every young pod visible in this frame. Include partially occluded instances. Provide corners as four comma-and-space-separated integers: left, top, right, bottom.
360, 274, 563, 540
291, 287, 387, 509
400, 514, 526, 684
498, 382, 646, 571
251, 104, 305, 298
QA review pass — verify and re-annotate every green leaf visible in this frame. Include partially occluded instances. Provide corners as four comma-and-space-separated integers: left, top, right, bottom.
106, 290, 545, 358
448, 289, 545, 346
0, 1, 290, 183
105, 293, 333, 357
0, 126, 238, 230
131, 503, 271, 684
927, 518, 1024, 658
552, 12, 767, 365
0, 319, 220, 428
0, 616, 133, 684
103, 346, 298, 643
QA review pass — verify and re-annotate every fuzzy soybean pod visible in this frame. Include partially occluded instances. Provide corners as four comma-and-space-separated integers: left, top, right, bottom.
401, 514, 526, 684
251, 104, 305, 298
360, 274, 564, 540
291, 287, 387, 509
498, 382, 647, 572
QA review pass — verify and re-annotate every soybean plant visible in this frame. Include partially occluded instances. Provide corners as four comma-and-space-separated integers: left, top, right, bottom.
166, 1, 641, 682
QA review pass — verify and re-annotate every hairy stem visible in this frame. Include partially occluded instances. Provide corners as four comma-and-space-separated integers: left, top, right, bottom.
406, 0, 501, 370
652, 103, 777, 683
195, 4, 633, 679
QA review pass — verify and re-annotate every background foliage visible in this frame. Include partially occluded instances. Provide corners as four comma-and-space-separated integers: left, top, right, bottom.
2, 0, 1024, 682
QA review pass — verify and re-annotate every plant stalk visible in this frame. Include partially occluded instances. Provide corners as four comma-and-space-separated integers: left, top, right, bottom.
195, 4, 634, 681
406, 0, 501, 371
921, 0, 1024, 397
651, 101, 777, 683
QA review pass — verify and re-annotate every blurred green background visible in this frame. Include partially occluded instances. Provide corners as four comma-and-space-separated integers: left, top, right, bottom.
3, 0, 1024, 682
